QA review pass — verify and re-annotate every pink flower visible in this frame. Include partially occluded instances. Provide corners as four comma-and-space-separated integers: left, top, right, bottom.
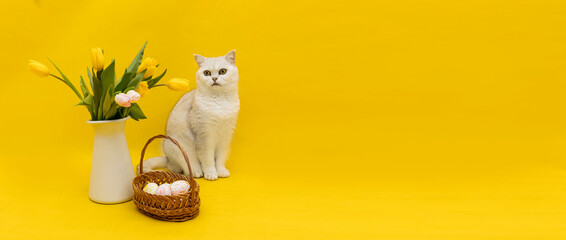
115, 93, 132, 107
126, 90, 141, 103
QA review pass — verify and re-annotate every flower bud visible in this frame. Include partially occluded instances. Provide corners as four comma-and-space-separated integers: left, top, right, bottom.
114, 93, 132, 107
136, 81, 149, 97
126, 90, 141, 103
143, 65, 157, 79
28, 60, 50, 78
137, 57, 157, 73
90, 48, 105, 71
166, 78, 191, 91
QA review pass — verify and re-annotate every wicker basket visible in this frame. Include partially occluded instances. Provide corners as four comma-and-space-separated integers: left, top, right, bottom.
132, 135, 200, 222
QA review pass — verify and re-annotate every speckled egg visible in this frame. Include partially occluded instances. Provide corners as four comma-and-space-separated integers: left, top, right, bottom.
143, 182, 158, 194
155, 183, 172, 196
171, 180, 191, 195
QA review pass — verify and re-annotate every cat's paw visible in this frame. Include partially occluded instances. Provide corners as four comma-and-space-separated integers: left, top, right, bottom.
204, 171, 218, 181
217, 167, 230, 178
192, 168, 204, 178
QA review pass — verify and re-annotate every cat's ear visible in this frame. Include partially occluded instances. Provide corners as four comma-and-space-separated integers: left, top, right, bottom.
193, 54, 206, 67
224, 50, 236, 64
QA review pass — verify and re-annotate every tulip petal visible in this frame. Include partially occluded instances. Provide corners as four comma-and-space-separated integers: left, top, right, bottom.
167, 78, 191, 91
28, 60, 50, 78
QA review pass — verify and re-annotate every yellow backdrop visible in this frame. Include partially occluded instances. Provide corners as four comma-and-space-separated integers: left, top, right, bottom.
1, 0, 566, 239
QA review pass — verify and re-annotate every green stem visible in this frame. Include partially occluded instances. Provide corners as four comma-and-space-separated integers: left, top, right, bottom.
123, 107, 130, 118
49, 74, 66, 83
96, 70, 103, 81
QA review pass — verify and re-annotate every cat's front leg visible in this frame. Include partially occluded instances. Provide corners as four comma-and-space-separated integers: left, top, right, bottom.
215, 131, 234, 178
196, 131, 218, 180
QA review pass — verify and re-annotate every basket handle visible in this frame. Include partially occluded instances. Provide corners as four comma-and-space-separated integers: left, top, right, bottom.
139, 135, 195, 181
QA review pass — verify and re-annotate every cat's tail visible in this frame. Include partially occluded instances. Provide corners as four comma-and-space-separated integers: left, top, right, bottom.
136, 156, 168, 175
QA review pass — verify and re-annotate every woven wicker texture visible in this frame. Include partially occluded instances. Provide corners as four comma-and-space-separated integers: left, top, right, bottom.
132, 135, 200, 222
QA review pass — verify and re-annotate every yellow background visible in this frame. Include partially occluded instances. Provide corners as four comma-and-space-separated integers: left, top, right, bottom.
1, 0, 566, 239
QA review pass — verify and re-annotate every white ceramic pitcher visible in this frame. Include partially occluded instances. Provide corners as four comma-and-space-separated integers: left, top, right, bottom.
87, 117, 134, 204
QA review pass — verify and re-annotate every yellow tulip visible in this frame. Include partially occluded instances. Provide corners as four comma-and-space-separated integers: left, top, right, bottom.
143, 65, 157, 79
28, 60, 50, 78
136, 81, 149, 97
90, 48, 105, 71
137, 57, 157, 73
166, 78, 191, 91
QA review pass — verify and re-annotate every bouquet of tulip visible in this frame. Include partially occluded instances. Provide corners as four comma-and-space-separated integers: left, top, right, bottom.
29, 42, 191, 121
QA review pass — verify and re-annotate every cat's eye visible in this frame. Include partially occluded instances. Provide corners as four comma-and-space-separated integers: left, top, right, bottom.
219, 68, 227, 75
203, 70, 211, 76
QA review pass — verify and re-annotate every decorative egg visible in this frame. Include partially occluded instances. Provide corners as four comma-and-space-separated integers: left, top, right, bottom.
155, 183, 172, 196
143, 182, 158, 194
171, 180, 191, 195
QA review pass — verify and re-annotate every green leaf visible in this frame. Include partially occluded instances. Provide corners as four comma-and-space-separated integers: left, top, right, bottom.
86, 104, 94, 120
127, 72, 144, 90
115, 69, 134, 92
75, 94, 93, 106
75, 94, 95, 120
100, 60, 116, 89
104, 103, 121, 120
115, 72, 136, 91
87, 68, 94, 90
119, 107, 127, 119
101, 87, 114, 119
84, 94, 93, 104
74, 94, 94, 119
126, 42, 147, 73
147, 69, 167, 88
99, 60, 116, 119
75, 100, 88, 106
123, 86, 136, 93
128, 103, 146, 121
48, 58, 83, 100
128, 106, 138, 121
79, 76, 91, 98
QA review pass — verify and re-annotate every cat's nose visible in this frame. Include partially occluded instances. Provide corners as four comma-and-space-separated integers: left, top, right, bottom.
212, 77, 218, 82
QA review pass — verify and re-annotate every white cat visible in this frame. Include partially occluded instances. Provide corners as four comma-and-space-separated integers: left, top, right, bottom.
139, 50, 240, 180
